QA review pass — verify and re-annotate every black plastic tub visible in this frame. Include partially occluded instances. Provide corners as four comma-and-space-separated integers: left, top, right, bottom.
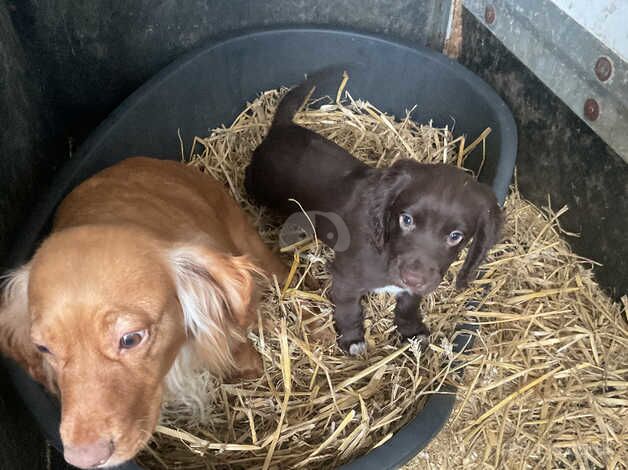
3, 28, 517, 469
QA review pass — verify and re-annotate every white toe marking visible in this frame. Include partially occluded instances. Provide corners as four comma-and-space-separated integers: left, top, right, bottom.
349, 341, 367, 356
371, 285, 409, 295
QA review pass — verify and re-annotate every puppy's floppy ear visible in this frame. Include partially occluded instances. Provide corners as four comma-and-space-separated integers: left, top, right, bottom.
456, 194, 503, 289
0, 264, 52, 388
167, 245, 261, 377
369, 162, 413, 251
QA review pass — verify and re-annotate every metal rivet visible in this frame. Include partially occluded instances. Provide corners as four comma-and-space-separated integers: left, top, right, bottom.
583, 98, 599, 121
594, 56, 613, 82
485, 5, 496, 24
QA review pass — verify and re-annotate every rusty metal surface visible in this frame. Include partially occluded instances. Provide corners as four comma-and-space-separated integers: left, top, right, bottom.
464, 0, 628, 162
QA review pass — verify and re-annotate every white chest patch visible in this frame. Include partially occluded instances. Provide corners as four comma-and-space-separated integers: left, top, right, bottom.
371, 285, 409, 295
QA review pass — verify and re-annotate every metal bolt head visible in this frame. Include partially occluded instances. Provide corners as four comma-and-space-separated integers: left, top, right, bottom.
583, 98, 599, 121
594, 56, 613, 82
485, 5, 496, 24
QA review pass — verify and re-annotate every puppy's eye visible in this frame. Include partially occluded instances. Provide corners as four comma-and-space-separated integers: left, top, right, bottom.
447, 230, 465, 246
35, 344, 50, 354
399, 213, 414, 229
119, 330, 148, 350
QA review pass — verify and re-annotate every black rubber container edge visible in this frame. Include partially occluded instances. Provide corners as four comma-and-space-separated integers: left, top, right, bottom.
2, 26, 517, 470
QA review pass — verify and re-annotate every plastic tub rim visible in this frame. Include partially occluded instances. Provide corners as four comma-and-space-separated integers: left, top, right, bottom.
3, 26, 517, 470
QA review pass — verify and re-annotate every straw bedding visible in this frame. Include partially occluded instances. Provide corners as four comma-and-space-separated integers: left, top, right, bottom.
137, 79, 627, 469
407, 189, 627, 469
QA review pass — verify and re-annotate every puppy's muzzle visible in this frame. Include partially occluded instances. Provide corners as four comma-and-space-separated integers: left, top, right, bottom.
400, 262, 440, 295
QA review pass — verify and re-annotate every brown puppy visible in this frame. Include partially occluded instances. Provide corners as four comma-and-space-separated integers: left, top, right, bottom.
0, 157, 286, 468
245, 73, 502, 355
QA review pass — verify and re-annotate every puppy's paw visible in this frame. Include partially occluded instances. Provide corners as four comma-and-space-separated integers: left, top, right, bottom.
238, 363, 263, 380
396, 322, 429, 340
348, 341, 367, 356
338, 337, 367, 356
230, 343, 263, 380
455, 274, 469, 291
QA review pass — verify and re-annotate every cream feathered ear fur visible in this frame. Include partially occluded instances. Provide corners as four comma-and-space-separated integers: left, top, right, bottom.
0, 264, 54, 391
164, 245, 260, 403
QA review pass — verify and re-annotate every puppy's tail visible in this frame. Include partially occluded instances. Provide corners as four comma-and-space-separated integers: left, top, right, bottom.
272, 65, 348, 126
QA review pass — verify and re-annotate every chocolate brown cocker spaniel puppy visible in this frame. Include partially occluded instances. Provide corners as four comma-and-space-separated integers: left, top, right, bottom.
245, 72, 502, 355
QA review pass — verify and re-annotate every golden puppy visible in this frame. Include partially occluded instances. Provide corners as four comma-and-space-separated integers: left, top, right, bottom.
0, 157, 287, 468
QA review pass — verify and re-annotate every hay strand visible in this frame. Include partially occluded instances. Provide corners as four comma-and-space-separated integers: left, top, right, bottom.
137, 79, 627, 470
